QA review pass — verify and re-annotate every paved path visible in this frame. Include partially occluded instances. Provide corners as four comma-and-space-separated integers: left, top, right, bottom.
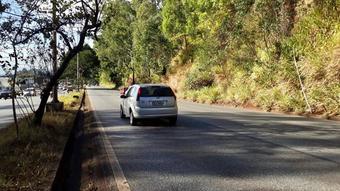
87, 87, 340, 191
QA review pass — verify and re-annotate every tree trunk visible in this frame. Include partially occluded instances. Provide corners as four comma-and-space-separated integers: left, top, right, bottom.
183, 35, 187, 51
11, 44, 19, 139
34, 45, 84, 126
282, 0, 297, 36
33, 5, 99, 125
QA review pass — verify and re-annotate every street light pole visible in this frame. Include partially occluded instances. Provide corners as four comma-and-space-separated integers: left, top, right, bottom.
77, 53, 79, 91
52, 0, 58, 103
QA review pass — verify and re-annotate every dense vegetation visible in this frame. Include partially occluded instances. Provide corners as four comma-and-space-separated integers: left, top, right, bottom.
96, 0, 339, 116
62, 45, 100, 84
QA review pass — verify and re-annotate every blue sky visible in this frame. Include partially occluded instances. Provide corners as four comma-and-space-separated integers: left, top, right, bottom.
0, 0, 19, 75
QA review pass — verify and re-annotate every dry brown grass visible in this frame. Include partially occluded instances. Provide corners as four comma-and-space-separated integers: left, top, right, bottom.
0, 92, 83, 191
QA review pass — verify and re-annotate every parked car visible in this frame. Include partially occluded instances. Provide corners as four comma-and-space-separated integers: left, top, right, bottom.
120, 84, 178, 126
23, 88, 37, 96
0, 88, 12, 100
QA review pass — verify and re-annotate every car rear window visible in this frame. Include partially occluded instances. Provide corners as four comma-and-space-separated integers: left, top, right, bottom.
140, 86, 175, 97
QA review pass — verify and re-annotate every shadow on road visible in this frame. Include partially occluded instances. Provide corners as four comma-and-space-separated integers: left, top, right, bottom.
86, 87, 116, 91
80, 107, 340, 190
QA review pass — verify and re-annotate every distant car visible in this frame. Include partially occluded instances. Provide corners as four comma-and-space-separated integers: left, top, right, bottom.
59, 85, 68, 91
120, 84, 178, 126
58, 85, 65, 90
23, 88, 36, 96
67, 85, 74, 91
15, 88, 22, 96
0, 88, 12, 100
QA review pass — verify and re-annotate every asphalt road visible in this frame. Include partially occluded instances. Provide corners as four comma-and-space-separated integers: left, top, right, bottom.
0, 91, 70, 129
0, 96, 41, 129
87, 87, 340, 191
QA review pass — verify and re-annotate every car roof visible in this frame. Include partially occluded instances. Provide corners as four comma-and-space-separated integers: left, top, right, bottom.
132, 84, 170, 88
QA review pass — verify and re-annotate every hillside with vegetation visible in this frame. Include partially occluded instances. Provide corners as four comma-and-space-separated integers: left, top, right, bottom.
95, 0, 339, 117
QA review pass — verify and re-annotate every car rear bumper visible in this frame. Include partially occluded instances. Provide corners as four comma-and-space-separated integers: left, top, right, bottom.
133, 106, 178, 119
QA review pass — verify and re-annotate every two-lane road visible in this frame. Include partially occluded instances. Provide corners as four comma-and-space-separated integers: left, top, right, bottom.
0, 96, 41, 129
87, 87, 340, 191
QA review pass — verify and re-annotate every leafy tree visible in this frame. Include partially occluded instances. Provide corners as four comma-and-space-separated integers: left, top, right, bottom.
132, 0, 171, 82
161, 0, 201, 64
96, 0, 170, 84
62, 45, 100, 83
161, 0, 187, 47
33, 0, 103, 125
0, 0, 48, 136
95, 0, 339, 114
95, 0, 135, 86
1, 0, 104, 126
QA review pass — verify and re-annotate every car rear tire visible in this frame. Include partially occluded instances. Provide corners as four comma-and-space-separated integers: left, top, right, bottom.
169, 116, 177, 126
130, 112, 138, 126
120, 107, 126, 118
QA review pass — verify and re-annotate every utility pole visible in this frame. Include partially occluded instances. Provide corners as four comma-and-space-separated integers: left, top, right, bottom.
52, 0, 58, 103
77, 53, 79, 91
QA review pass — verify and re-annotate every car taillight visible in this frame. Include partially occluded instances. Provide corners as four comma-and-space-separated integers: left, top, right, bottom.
136, 88, 141, 101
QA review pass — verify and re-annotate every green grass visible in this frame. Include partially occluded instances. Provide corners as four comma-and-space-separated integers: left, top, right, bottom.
100, 82, 116, 89
183, 86, 222, 104
59, 91, 82, 110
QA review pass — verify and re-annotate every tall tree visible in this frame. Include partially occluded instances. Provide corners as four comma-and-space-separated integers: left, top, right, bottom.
33, 0, 103, 125
161, 0, 188, 49
132, 0, 171, 82
0, 0, 48, 136
62, 44, 100, 83
95, 0, 135, 86
1, 0, 104, 125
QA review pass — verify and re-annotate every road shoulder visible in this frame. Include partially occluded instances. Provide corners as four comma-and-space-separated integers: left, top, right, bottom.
80, 92, 122, 191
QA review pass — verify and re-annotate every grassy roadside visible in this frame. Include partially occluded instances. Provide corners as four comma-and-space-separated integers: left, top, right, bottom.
178, 87, 340, 120
166, 65, 339, 120
0, 91, 82, 191
99, 80, 116, 89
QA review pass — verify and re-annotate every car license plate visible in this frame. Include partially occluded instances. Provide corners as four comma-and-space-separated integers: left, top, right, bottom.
152, 100, 164, 106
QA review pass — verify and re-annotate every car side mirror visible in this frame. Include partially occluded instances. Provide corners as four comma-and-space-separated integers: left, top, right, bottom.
120, 95, 126, 99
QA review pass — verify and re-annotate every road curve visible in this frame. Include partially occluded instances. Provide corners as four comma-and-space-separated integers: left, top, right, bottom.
87, 87, 340, 191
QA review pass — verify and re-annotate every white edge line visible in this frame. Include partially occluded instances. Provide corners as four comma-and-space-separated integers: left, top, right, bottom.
87, 90, 131, 191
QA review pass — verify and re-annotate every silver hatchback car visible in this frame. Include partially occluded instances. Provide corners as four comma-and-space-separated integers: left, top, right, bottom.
120, 84, 178, 126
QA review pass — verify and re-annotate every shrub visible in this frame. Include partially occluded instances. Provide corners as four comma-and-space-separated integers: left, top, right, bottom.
185, 67, 214, 90
254, 89, 276, 111
224, 71, 255, 105
183, 90, 199, 102
196, 86, 221, 104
